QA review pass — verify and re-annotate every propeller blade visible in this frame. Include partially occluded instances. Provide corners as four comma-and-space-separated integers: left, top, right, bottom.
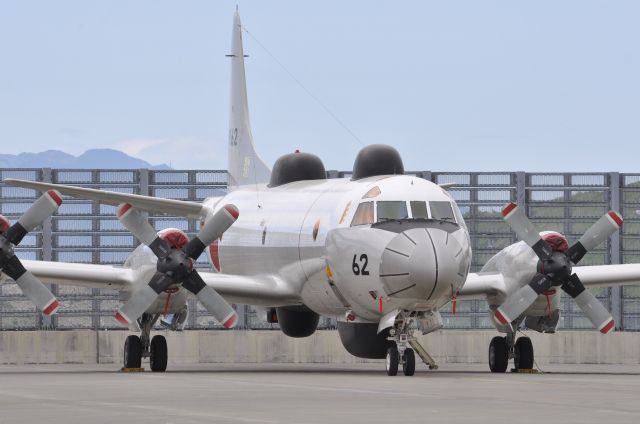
5, 190, 62, 245
566, 211, 623, 264
501, 202, 553, 260
115, 272, 173, 326
495, 273, 551, 326
184, 205, 239, 260
561, 274, 615, 334
182, 270, 237, 328
117, 203, 170, 258
1, 255, 58, 315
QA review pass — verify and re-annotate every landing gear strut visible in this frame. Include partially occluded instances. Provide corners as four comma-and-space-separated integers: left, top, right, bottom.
385, 312, 438, 376
488, 330, 534, 373
122, 313, 168, 372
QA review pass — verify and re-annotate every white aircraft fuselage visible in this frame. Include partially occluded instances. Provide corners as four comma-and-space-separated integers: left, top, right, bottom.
203, 173, 472, 322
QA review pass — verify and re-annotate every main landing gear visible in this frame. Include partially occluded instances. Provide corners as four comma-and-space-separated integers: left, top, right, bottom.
488, 331, 534, 373
385, 314, 438, 376
123, 313, 168, 372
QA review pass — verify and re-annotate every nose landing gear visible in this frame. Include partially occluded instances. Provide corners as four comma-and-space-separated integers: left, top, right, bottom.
385, 314, 439, 376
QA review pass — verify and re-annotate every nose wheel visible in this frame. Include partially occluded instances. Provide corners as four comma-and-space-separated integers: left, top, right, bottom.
383, 312, 439, 376
385, 347, 399, 376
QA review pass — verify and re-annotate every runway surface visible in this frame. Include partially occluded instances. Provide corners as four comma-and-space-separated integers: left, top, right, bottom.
1, 363, 639, 424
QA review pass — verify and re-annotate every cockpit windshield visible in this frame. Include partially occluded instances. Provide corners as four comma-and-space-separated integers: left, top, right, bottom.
350, 201, 374, 226
430, 201, 456, 221
349, 199, 458, 227
377, 201, 408, 222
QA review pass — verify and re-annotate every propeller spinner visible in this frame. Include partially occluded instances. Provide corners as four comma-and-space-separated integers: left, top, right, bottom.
114, 203, 240, 329
0, 190, 63, 315
495, 202, 621, 334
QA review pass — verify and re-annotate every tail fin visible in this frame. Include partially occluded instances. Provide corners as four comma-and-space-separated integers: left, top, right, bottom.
227, 11, 271, 188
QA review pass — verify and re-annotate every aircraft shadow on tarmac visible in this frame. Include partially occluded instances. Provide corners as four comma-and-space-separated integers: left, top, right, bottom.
2, 365, 639, 377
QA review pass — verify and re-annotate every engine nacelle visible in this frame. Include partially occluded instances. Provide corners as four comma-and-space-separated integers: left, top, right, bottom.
276, 305, 320, 338
337, 322, 392, 359
482, 231, 565, 332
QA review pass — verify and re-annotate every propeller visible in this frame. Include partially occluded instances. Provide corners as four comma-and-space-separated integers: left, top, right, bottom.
495, 202, 621, 334
0, 190, 63, 315
114, 203, 239, 329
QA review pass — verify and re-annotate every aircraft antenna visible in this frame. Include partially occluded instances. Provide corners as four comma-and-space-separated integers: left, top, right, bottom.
241, 26, 365, 147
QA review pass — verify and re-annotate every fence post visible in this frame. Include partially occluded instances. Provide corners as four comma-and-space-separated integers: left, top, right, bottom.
40, 168, 54, 329
609, 172, 622, 329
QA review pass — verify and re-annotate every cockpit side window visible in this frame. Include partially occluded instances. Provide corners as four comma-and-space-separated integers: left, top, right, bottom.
410, 201, 428, 219
377, 201, 408, 222
350, 202, 374, 226
430, 201, 456, 221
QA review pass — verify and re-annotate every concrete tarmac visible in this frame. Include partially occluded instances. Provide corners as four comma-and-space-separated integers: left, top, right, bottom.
0, 363, 639, 424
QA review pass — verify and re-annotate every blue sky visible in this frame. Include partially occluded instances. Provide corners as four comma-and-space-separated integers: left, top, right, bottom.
1, 1, 639, 171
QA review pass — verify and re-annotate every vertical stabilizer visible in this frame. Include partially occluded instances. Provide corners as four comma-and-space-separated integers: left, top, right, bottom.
227, 11, 271, 188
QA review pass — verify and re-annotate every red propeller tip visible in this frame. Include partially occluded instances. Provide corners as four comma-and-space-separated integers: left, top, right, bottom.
116, 203, 133, 218
607, 211, 623, 227
42, 299, 60, 316
501, 202, 518, 217
494, 309, 509, 326
47, 190, 63, 206
599, 319, 615, 334
222, 312, 238, 329
224, 205, 239, 220
115, 311, 131, 326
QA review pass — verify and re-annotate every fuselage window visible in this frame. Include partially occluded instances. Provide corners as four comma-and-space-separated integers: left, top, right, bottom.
430, 201, 456, 221
410, 201, 428, 219
377, 201, 408, 222
350, 202, 374, 226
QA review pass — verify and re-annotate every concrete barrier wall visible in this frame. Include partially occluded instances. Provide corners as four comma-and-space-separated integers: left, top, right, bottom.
1, 329, 640, 366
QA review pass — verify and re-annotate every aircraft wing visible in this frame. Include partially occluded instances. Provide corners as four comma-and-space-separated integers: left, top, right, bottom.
457, 264, 640, 300
198, 272, 301, 306
17, 260, 300, 307
20, 260, 135, 290
4, 178, 207, 219
457, 272, 506, 300
573, 263, 640, 288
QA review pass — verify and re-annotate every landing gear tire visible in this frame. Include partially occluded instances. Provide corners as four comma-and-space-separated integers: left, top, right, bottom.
514, 337, 534, 370
150, 335, 168, 372
124, 335, 142, 369
386, 346, 399, 376
489, 336, 508, 373
403, 348, 416, 376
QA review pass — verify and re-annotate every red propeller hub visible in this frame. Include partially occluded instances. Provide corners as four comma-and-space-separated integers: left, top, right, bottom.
158, 229, 190, 250
0, 215, 10, 234
541, 232, 569, 253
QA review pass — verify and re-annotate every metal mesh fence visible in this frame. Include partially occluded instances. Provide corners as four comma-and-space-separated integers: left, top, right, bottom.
0, 169, 638, 330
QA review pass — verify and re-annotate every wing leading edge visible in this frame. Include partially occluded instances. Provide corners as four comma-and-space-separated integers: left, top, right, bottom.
15, 260, 300, 307
4, 179, 207, 219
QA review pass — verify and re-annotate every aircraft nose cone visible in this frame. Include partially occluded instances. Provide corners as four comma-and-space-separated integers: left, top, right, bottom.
380, 227, 469, 301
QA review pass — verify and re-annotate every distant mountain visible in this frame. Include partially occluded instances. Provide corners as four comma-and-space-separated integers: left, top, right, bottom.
0, 149, 171, 169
